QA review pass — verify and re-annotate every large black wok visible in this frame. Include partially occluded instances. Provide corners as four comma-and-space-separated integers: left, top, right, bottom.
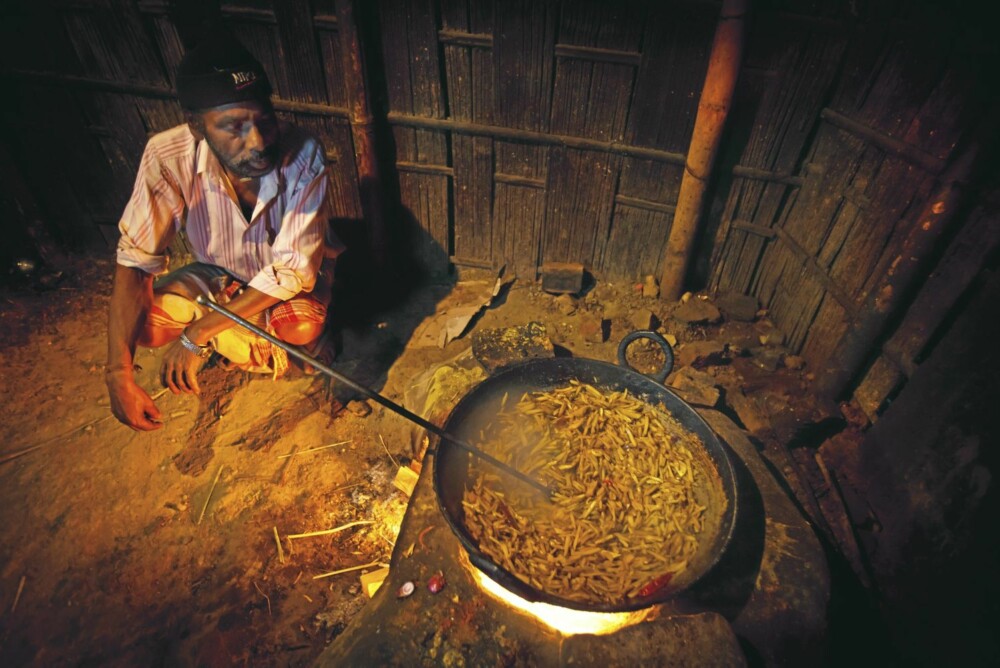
433, 331, 739, 613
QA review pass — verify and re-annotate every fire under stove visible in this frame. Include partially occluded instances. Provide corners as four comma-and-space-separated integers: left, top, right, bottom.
316, 408, 829, 667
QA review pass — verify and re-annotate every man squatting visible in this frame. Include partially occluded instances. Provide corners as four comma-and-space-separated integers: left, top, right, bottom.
106, 27, 340, 431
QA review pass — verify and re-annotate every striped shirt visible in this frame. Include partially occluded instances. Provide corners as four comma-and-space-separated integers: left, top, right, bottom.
116, 123, 333, 300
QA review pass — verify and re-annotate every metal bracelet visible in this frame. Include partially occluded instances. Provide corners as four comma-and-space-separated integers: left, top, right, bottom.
179, 331, 213, 358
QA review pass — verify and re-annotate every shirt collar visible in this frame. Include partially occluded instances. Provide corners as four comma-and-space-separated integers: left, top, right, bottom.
196, 138, 282, 210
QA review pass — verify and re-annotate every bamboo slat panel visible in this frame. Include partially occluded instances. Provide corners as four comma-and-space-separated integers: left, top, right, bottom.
710, 15, 848, 297
625, 2, 714, 152
542, 148, 619, 266
599, 204, 672, 280
493, 182, 545, 278
398, 170, 451, 274
272, 0, 329, 104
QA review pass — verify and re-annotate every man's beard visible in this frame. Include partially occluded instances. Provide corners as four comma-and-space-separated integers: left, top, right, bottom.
207, 138, 278, 179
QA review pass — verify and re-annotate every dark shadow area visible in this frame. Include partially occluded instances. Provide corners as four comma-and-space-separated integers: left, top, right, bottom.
681, 440, 766, 618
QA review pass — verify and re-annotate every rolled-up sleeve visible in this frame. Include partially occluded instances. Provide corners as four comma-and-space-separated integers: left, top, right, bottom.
247, 138, 329, 300
116, 141, 184, 276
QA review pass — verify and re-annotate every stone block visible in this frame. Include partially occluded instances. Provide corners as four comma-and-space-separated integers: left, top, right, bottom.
540, 262, 585, 294
630, 308, 656, 331
578, 314, 607, 343
674, 298, 722, 325
716, 292, 759, 322
676, 340, 728, 369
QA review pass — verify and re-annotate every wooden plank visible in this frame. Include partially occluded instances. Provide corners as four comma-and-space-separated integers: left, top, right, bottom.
854, 355, 905, 420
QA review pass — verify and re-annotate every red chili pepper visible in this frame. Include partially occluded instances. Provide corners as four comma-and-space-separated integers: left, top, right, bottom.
638, 572, 673, 597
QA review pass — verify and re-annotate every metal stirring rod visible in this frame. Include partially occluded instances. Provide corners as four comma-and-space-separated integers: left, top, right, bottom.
195, 296, 552, 497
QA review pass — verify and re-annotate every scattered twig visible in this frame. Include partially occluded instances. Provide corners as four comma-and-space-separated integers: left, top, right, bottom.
287, 520, 373, 540
332, 481, 363, 494
302, 594, 313, 603
273, 526, 285, 564
312, 561, 380, 580
276, 440, 351, 459
10, 575, 26, 614
253, 581, 271, 616
378, 433, 399, 469
293, 571, 303, 585
1, 388, 173, 466
197, 465, 225, 525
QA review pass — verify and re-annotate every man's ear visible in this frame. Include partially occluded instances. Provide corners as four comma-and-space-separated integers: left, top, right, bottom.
185, 111, 205, 141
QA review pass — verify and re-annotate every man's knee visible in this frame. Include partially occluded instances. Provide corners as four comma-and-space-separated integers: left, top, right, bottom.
275, 320, 324, 346
138, 324, 182, 348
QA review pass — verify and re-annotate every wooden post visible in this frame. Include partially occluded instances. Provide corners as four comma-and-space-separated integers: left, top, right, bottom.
658, 0, 747, 301
336, 0, 389, 269
814, 132, 988, 400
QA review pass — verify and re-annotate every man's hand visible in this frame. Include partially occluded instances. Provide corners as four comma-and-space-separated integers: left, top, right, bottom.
106, 369, 164, 431
160, 339, 205, 395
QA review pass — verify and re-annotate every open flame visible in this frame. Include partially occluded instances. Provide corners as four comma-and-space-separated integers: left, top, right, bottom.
461, 552, 650, 636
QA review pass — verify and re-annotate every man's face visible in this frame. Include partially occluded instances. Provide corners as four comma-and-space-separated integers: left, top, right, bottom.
194, 100, 280, 179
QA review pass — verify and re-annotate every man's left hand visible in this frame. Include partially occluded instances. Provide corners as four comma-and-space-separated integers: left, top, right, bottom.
160, 340, 205, 394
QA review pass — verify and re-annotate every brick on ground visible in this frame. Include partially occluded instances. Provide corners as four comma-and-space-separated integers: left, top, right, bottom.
540, 262, 585, 294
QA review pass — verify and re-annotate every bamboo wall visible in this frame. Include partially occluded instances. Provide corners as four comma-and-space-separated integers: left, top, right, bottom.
0, 0, 996, 414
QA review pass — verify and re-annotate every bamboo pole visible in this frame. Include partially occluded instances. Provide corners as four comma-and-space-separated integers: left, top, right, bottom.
658, 0, 747, 301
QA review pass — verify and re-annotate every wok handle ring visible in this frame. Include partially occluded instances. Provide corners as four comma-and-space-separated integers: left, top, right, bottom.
617, 330, 675, 384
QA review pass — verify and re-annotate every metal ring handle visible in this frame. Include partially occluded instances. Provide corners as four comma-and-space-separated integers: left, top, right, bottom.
617, 330, 675, 384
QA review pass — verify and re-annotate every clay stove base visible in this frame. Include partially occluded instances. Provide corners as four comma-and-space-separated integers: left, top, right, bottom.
316, 409, 829, 667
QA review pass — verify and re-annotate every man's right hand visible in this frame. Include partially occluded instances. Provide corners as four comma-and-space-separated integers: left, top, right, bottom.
106, 369, 163, 431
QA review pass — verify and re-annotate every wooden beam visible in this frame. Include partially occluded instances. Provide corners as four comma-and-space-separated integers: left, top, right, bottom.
386, 112, 686, 165
820, 108, 946, 175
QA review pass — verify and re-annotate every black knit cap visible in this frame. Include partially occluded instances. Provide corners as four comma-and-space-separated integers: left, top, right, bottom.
175, 24, 272, 110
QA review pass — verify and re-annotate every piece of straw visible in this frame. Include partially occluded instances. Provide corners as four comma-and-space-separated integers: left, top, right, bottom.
273, 526, 285, 564
10, 575, 26, 614
378, 434, 399, 469
276, 440, 351, 459
312, 561, 380, 580
253, 581, 271, 616
287, 520, 373, 540
197, 465, 225, 525
1, 388, 172, 466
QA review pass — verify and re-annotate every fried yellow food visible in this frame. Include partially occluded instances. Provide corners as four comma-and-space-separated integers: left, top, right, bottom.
461, 380, 720, 604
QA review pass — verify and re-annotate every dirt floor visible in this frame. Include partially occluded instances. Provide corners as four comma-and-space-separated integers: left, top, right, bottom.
0, 256, 856, 666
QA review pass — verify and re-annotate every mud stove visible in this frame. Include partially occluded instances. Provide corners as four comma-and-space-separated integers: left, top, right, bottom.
317, 409, 829, 667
